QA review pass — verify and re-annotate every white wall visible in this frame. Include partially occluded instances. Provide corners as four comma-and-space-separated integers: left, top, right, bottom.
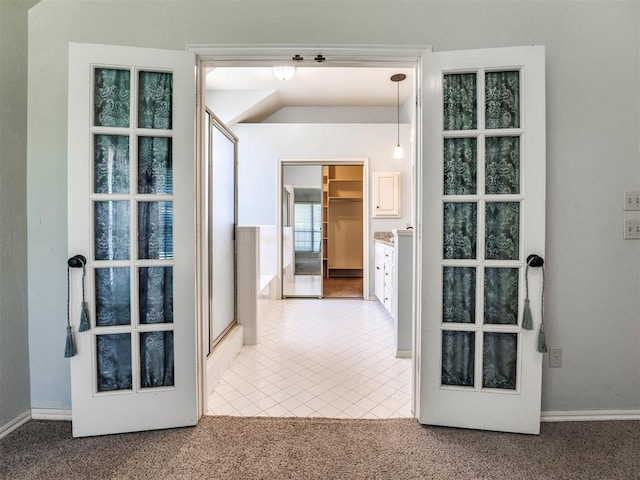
236, 123, 412, 292
265, 106, 398, 124
25, 0, 640, 413
0, 0, 37, 430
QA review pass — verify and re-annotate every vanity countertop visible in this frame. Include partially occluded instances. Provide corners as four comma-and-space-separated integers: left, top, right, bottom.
373, 231, 394, 245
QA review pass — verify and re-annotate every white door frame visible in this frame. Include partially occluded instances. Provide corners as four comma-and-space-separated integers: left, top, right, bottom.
278, 158, 370, 300
189, 45, 431, 418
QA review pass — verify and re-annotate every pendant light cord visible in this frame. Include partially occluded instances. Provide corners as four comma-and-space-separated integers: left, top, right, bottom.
396, 80, 400, 146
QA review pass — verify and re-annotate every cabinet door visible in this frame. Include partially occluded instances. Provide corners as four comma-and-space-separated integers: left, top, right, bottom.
373, 172, 400, 217
374, 255, 385, 300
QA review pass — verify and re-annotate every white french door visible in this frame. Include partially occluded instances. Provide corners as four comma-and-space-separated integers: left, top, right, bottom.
67, 43, 196, 437
417, 46, 546, 434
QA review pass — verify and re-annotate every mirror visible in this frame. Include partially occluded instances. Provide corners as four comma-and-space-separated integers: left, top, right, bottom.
282, 165, 323, 297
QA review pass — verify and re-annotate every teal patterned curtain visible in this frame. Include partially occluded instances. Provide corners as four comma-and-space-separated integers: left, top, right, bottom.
97, 334, 132, 392
486, 71, 520, 129
95, 267, 130, 327
140, 331, 174, 388
94, 69, 175, 393
443, 202, 477, 259
442, 331, 475, 386
485, 202, 519, 260
138, 72, 172, 129
444, 138, 477, 195
94, 68, 130, 128
443, 73, 477, 130
138, 137, 173, 195
484, 268, 519, 325
441, 69, 522, 392
486, 137, 520, 195
483, 333, 517, 389
443, 267, 476, 324
94, 201, 130, 261
94, 135, 130, 194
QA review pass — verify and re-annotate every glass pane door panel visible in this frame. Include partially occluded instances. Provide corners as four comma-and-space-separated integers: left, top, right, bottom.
485, 71, 520, 129
138, 136, 172, 194
483, 332, 517, 389
94, 68, 131, 128
138, 71, 173, 129
443, 202, 477, 259
139, 267, 173, 324
486, 137, 520, 194
484, 267, 519, 325
94, 135, 130, 194
444, 138, 477, 195
94, 201, 130, 261
485, 202, 520, 260
443, 73, 477, 130
95, 267, 131, 326
442, 331, 475, 387
138, 201, 173, 260
140, 331, 174, 388
97, 333, 132, 392
441, 67, 525, 395
442, 267, 476, 324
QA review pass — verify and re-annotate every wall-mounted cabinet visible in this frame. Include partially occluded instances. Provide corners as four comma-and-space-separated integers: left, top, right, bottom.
372, 171, 401, 217
323, 165, 363, 278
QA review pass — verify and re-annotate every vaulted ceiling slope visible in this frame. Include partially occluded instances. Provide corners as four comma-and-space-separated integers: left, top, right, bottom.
206, 67, 414, 124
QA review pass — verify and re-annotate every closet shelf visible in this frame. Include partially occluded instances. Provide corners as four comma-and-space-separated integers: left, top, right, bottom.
328, 196, 362, 202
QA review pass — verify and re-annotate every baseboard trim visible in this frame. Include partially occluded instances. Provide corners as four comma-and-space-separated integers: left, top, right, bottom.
31, 408, 72, 421
0, 410, 31, 440
395, 349, 412, 358
541, 409, 640, 422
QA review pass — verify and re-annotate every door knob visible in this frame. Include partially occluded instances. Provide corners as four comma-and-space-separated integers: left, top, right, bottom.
67, 255, 86, 268
526, 254, 544, 267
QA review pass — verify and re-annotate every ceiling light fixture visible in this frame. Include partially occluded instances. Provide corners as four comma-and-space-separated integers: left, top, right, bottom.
391, 73, 406, 160
272, 66, 296, 81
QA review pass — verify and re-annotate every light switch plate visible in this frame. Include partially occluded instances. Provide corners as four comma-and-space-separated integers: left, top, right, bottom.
623, 219, 640, 239
623, 190, 640, 211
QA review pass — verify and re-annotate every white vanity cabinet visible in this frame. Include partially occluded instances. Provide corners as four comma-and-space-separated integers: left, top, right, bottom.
374, 242, 394, 315
374, 229, 413, 358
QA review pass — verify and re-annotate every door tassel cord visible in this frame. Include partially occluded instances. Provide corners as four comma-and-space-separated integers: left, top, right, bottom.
65, 255, 89, 358
522, 255, 547, 353
78, 260, 90, 332
64, 265, 76, 358
536, 265, 548, 353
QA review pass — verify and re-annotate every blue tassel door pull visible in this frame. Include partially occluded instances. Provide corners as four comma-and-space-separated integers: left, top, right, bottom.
65, 255, 89, 358
523, 254, 547, 353
78, 260, 90, 332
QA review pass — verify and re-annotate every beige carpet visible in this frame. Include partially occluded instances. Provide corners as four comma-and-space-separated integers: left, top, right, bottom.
2, 417, 639, 479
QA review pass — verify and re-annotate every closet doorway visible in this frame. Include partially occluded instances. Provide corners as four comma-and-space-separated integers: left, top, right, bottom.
279, 159, 368, 299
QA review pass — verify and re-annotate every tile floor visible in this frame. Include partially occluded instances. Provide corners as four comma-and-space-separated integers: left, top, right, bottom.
207, 298, 412, 418
283, 274, 322, 297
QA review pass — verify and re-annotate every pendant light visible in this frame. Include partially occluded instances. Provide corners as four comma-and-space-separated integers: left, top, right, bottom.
391, 73, 406, 160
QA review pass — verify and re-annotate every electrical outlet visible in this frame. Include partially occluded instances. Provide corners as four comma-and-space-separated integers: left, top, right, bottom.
624, 191, 640, 211
549, 348, 562, 368
623, 219, 640, 239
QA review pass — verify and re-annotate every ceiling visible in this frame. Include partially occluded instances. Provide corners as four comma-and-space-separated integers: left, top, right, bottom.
205, 66, 414, 123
